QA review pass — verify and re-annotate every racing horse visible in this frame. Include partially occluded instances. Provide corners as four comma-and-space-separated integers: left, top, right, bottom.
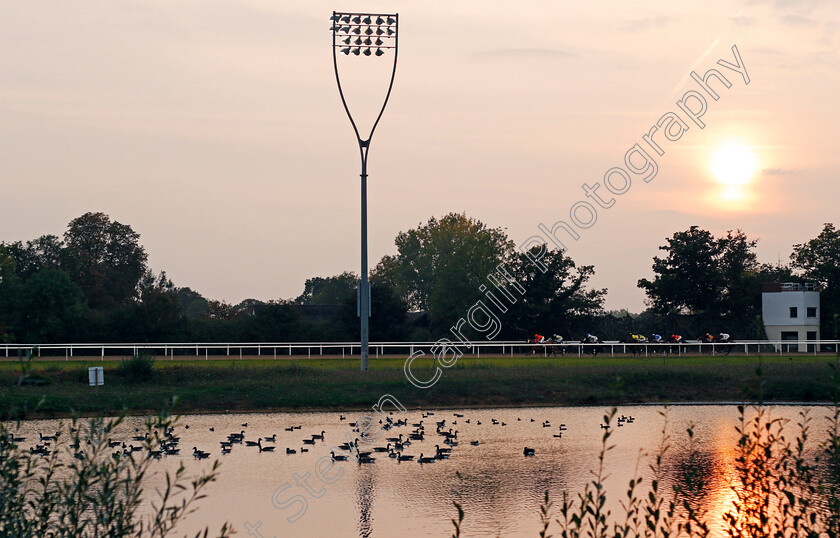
699, 333, 736, 357
525, 337, 565, 357
525, 338, 543, 356
624, 334, 648, 357
546, 336, 566, 357
582, 335, 602, 357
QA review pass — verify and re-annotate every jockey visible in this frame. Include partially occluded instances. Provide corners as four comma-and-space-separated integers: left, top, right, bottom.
552, 334, 563, 343
719, 333, 731, 342
631, 333, 646, 343
651, 333, 663, 343
585, 333, 599, 343
704, 333, 715, 343
535, 334, 545, 344
670, 334, 683, 343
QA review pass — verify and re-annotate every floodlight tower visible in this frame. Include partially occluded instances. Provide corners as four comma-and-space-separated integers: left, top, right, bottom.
330, 11, 399, 371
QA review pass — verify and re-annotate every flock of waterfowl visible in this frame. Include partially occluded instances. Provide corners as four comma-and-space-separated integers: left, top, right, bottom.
17, 412, 637, 464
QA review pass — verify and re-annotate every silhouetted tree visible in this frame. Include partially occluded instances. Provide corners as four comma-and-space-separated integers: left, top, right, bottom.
638, 227, 726, 315
339, 281, 409, 341
17, 268, 85, 342
373, 212, 514, 334
61, 212, 148, 309
507, 247, 606, 338
791, 223, 840, 337
296, 272, 359, 305
0, 247, 22, 342
2, 235, 63, 279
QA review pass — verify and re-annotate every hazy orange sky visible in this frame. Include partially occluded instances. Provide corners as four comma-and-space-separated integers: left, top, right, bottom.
1, 1, 838, 311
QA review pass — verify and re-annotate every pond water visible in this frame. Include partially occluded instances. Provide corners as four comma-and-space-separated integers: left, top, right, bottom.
10, 404, 836, 537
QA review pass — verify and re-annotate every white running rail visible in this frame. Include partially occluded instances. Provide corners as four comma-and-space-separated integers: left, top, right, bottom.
1, 340, 839, 360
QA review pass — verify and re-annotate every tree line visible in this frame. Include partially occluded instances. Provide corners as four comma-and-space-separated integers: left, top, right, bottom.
0, 212, 837, 343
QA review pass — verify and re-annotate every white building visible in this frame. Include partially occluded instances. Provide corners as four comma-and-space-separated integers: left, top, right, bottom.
761, 282, 820, 352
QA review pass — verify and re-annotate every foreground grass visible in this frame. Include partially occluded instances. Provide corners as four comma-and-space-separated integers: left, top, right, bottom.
0, 354, 837, 418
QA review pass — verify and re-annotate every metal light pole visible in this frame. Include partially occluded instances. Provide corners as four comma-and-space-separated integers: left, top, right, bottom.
330, 11, 399, 371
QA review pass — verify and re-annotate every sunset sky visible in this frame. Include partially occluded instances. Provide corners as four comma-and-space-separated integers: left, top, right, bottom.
2, 0, 838, 312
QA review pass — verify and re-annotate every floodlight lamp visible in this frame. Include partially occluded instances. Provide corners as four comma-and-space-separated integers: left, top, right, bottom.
329, 10, 399, 372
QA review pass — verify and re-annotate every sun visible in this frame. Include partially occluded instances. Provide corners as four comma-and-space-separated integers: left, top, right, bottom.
709, 141, 758, 186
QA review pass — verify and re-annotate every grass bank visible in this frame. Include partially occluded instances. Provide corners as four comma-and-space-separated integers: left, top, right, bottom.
1, 354, 837, 418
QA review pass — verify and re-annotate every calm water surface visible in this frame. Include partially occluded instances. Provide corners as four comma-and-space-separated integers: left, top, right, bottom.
12, 405, 833, 537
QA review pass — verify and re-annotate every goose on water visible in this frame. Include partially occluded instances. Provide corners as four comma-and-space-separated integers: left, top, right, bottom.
257, 439, 274, 452
331, 451, 348, 461
264, 434, 277, 442
302, 438, 316, 445
286, 447, 297, 454
523, 447, 535, 456
396, 452, 414, 461
417, 454, 436, 464
311, 431, 325, 440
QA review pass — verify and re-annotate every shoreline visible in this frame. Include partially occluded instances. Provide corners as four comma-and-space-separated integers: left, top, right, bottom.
5, 400, 839, 422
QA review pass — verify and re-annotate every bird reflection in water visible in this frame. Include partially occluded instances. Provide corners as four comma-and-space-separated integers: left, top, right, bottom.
355, 466, 376, 537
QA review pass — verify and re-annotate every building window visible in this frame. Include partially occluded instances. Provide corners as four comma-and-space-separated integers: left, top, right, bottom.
790, 307, 798, 318
807, 307, 817, 318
